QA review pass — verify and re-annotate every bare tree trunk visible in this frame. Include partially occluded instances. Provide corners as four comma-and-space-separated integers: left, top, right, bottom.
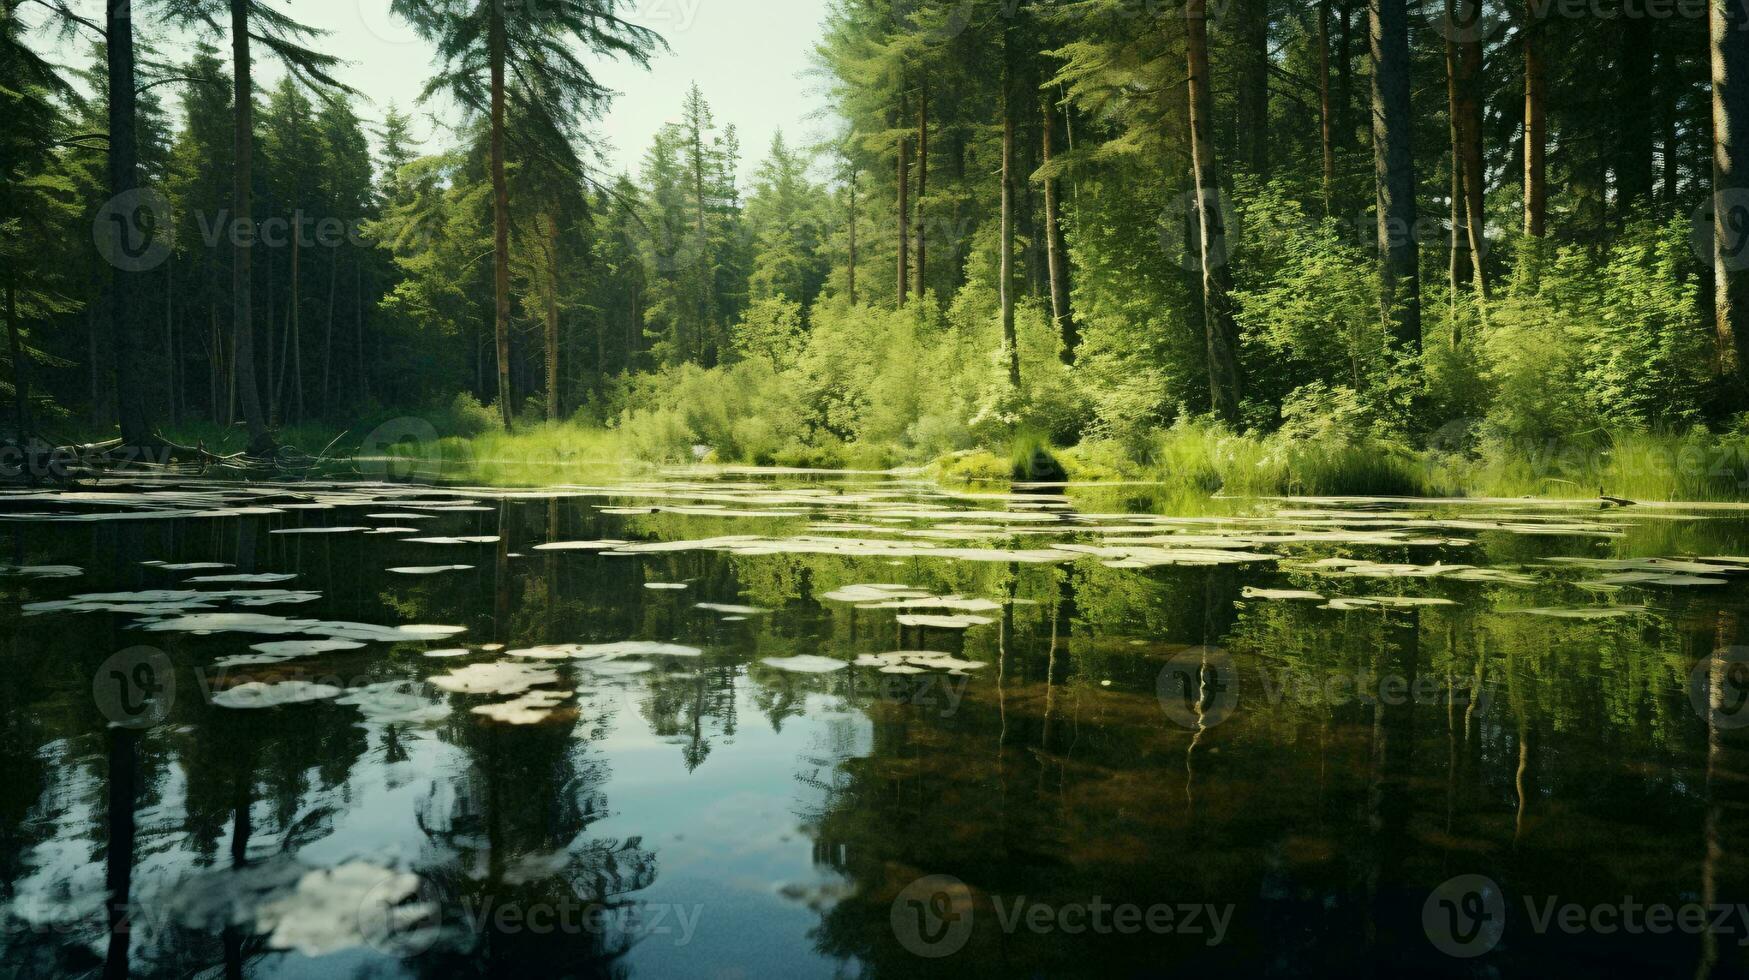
1370, 0, 1422, 353
166, 262, 178, 425
271, 252, 285, 416
1338, 0, 1355, 151
1000, 31, 1019, 388
1455, 1, 1489, 296
88, 307, 103, 427
1614, 22, 1655, 205
207, 307, 218, 424
290, 237, 303, 424
488, 3, 515, 429
1524, 0, 1547, 237
1445, 28, 1473, 301
915, 79, 928, 303
322, 247, 336, 414
1042, 90, 1077, 363
1188, 0, 1244, 424
6, 279, 30, 441
108, 0, 153, 446
545, 213, 561, 422
1318, 0, 1336, 213
1238, 0, 1271, 178
230, 0, 270, 451
896, 95, 910, 309
847, 166, 858, 305
356, 258, 370, 405
1713, 0, 1749, 381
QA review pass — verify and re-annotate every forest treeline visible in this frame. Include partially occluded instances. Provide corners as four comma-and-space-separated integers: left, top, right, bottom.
5, 0, 1749, 490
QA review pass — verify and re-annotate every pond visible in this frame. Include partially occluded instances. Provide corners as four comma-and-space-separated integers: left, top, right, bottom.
3, 475, 1749, 977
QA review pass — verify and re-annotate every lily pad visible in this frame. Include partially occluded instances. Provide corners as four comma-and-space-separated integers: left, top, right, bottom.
212, 680, 344, 709
429, 661, 559, 695
472, 689, 572, 724
762, 655, 848, 673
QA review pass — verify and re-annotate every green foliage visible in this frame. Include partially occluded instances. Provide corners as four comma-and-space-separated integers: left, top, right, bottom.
445, 391, 502, 438
731, 297, 805, 372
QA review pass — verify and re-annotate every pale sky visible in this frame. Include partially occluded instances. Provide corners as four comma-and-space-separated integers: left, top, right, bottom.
42, 0, 835, 185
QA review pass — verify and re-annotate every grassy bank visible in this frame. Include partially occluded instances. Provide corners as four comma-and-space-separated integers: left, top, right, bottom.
115, 411, 1749, 502
423, 418, 1749, 502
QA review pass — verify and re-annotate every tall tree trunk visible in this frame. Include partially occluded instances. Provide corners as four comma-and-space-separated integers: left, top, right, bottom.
1000, 32, 1019, 388
1445, 29, 1473, 299
847, 166, 858, 305
207, 307, 218, 424
289, 238, 303, 424
1615, 21, 1656, 206
488, 2, 515, 429
545, 213, 561, 422
1370, 0, 1422, 352
1455, 3, 1488, 296
6, 279, 30, 443
915, 79, 928, 302
1187, 0, 1244, 424
1663, 63, 1681, 205
1523, 0, 1547, 237
271, 252, 285, 416
264, 239, 274, 422
1041, 90, 1077, 363
1338, 0, 1355, 151
165, 261, 176, 425
322, 248, 336, 414
108, 0, 152, 446
690, 111, 710, 364
1238, 0, 1271, 178
1712, 0, 1749, 381
230, 0, 269, 451
896, 96, 910, 309
1318, 0, 1336, 213
355, 258, 369, 404
88, 307, 102, 427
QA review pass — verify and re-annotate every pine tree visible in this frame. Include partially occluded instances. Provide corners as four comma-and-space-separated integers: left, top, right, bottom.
392, 0, 662, 428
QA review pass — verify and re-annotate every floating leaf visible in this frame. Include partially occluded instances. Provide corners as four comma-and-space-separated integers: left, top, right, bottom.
212, 680, 344, 709
762, 655, 847, 673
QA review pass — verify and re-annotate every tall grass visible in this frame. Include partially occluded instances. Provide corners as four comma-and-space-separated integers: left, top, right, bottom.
1124, 423, 1749, 501
100, 407, 1749, 504
425, 424, 647, 485
1132, 421, 1440, 498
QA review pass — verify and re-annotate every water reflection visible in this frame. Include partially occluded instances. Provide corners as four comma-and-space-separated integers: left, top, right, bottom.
0, 480, 1747, 976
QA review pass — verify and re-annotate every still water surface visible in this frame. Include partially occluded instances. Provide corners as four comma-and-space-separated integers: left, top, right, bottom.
3, 475, 1749, 977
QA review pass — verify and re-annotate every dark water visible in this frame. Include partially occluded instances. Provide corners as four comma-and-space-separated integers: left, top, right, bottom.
3, 476, 1749, 978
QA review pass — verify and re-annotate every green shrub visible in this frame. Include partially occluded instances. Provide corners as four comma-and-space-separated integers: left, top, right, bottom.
445, 391, 502, 437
